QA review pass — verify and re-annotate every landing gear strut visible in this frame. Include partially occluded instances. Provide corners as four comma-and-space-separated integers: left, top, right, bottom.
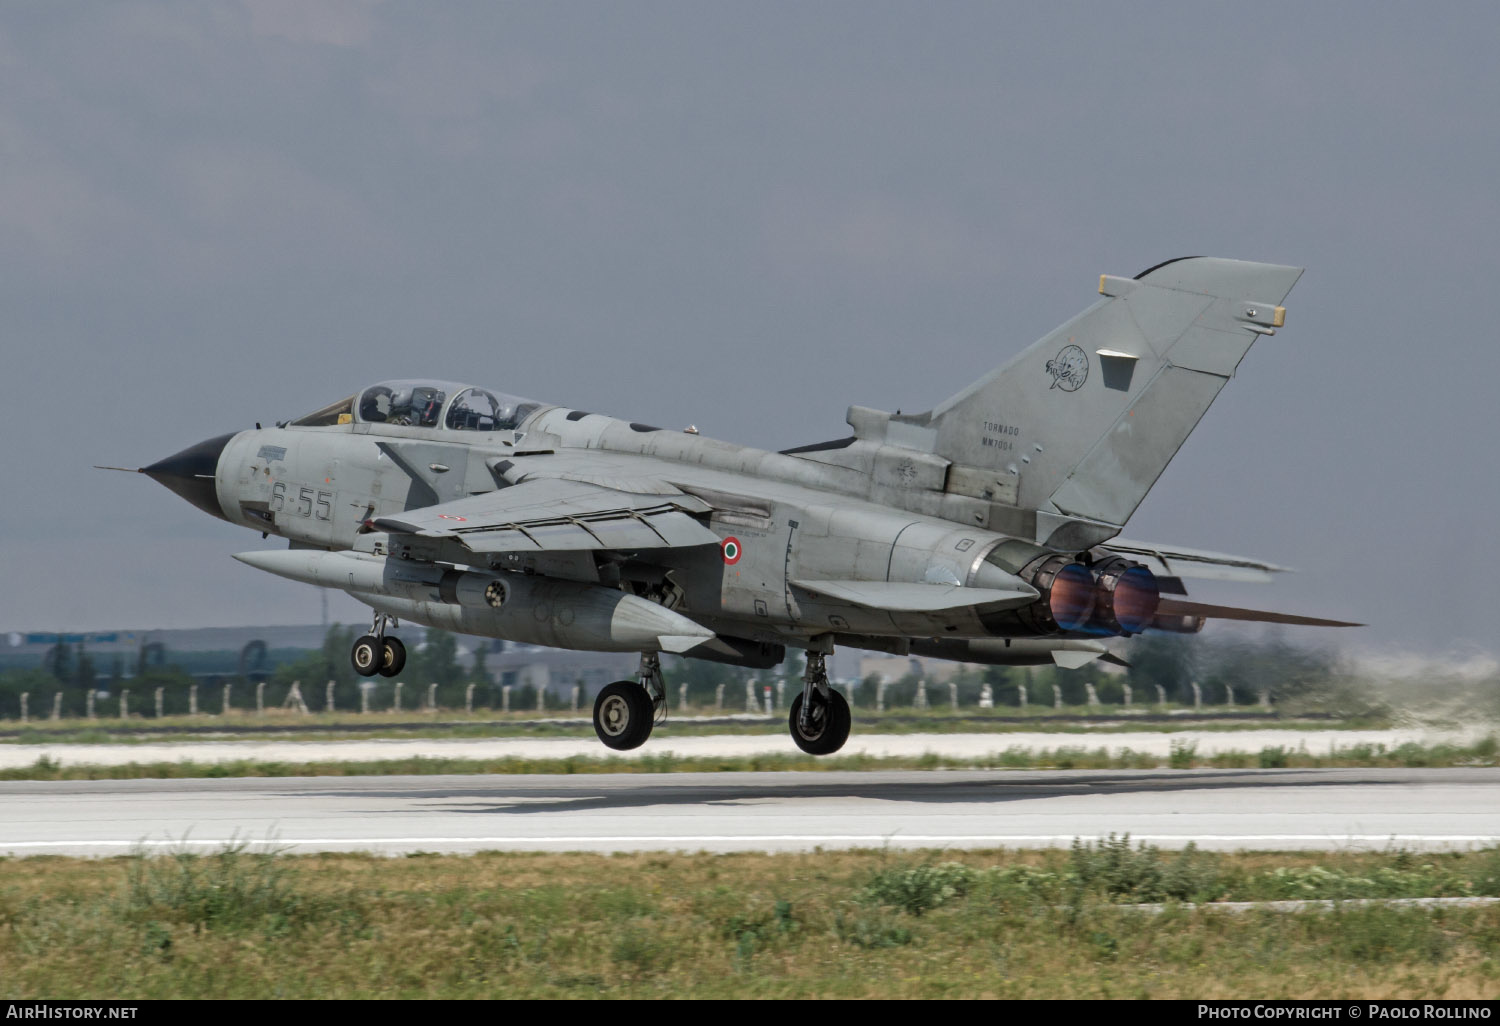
789, 639, 851, 755
351, 612, 406, 678
592, 652, 666, 751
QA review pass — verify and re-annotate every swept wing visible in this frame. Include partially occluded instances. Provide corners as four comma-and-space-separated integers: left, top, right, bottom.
374, 476, 720, 556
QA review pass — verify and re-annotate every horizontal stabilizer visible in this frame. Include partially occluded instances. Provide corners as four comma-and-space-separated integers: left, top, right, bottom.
791, 579, 1037, 612
1155, 597, 1361, 628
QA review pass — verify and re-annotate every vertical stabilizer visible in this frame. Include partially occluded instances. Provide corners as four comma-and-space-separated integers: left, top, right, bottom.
922, 257, 1303, 529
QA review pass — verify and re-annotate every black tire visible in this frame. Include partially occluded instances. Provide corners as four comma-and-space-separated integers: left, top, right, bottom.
788, 688, 852, 755
351, 635, 382, 677
379, 637, 406, 678
592, 680, 655, 751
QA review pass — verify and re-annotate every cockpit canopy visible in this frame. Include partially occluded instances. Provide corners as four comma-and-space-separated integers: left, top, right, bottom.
358, 381, 449, 427
290, 379, 543, 432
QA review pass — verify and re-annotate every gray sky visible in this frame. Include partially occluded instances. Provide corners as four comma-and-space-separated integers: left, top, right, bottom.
2, 2, 1496, 660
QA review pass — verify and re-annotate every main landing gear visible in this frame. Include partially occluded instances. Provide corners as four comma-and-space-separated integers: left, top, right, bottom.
592, 652, 667, 751
588, 643, 853, 755
789, 640, 851, 755
351, 612, 406, 678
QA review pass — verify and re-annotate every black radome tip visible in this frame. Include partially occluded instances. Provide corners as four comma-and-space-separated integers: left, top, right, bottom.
141, 432, 236, 521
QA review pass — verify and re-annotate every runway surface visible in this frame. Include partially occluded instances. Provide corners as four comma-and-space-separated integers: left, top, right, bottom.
3, 767, 1497, 856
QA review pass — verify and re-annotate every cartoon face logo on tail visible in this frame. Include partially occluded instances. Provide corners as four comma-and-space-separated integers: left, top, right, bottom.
1045, 345, 1089, 391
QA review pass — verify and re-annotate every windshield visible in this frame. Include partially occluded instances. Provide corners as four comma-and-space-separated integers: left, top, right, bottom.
290, 395, 354, 426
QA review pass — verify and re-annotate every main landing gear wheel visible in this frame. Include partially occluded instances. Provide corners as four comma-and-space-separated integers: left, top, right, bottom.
378, 637, 406, 678
593, 680, 655, 751
788, 688, 851, 755
353, 613, 404, 679
351, 635, 382, 677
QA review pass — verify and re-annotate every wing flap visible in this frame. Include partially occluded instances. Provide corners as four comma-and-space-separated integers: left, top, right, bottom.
374, 477, 720, 555
791, 579, 1037, 613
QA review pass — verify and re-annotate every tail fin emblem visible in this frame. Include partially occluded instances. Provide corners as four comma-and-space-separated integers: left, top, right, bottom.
1045, 345, 1089, 392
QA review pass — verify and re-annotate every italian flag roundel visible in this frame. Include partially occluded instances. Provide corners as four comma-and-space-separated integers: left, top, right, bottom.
721, 536, 743, 565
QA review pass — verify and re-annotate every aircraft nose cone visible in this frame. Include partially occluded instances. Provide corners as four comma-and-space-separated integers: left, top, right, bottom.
141, 432, 236, 521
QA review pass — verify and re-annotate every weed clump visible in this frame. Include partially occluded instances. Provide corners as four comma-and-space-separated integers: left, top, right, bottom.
610, 925, 673, 978
722, 898, 797, 942
1068, 835, 1221, 903
834, 910, 914, 948
118, 842, 352, 936
861, 861, 976, 916
1314, 905, 1453, 965
1251, 855, 1500, 901
723, 898, 797, 966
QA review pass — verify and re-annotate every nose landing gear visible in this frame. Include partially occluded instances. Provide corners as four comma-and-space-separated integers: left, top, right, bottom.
789, 640, 850, 755
352, 613, 406, 678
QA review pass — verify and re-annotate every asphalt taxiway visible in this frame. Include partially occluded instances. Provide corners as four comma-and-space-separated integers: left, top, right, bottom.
3, 767, 1496, 856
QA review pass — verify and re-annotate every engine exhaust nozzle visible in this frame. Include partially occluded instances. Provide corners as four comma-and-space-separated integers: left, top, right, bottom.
1018, 554, 1096, 633
1090, 557, 1161, 635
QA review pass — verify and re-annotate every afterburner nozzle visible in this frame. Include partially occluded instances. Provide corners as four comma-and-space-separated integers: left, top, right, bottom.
1090, 557, 1161, 635
1018, 554, 1096, 633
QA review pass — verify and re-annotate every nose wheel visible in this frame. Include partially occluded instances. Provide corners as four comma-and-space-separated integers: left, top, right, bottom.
352, 614, 406, 678
788, 688, 851, 755
789, 641, 851, 755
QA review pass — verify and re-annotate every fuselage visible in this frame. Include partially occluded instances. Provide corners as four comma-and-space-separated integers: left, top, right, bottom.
154, 377, 1126, 664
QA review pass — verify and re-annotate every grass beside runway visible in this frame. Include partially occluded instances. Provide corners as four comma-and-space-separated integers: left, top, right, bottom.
2, 842, 1498, 998
0, 708, 1379, 744
1, 734, 1495, 780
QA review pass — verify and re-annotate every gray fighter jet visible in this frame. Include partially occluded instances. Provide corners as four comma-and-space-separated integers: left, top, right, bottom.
125, 257, 1355, 753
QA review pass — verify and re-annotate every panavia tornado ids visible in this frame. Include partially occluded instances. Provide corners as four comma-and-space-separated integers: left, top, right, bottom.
122, 257, 1355, 754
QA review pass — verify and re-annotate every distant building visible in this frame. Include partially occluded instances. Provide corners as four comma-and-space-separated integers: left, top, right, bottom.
480, 643, 637, 701
2, 625, 329, 681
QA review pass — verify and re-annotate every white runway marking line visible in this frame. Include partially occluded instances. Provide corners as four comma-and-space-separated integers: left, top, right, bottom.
6, 834, 1500, 850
